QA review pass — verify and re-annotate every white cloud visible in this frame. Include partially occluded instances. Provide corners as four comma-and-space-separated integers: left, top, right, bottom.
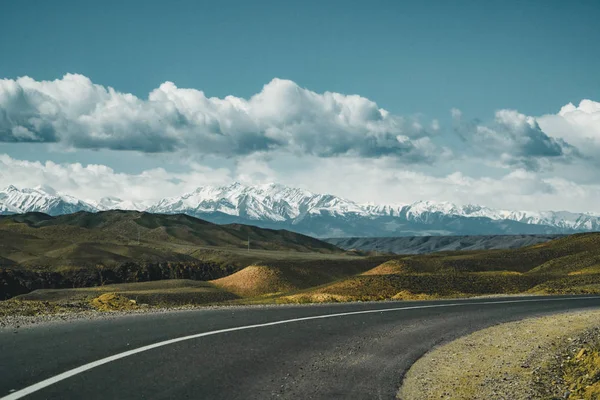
0, 154, 232, 205
0, 74, 438, 161
453, 108, 578, 170
2, 72, 600, 213
276, 156, 600, 213
538, 99, 600, 160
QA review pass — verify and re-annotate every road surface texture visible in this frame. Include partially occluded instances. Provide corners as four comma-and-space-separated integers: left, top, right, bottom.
2, 295, 600, 400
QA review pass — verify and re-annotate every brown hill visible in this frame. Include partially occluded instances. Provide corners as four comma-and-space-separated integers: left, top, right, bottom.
0, 210, 342, 269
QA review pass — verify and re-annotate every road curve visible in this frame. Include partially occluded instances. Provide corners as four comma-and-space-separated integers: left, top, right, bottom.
2, 295, 600, 400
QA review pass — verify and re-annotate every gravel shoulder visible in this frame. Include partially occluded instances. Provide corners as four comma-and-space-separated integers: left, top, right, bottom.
0, 300, 202, 330
0, 297, 410, 330
0, 293, 579, 330
399, 310, 600, 399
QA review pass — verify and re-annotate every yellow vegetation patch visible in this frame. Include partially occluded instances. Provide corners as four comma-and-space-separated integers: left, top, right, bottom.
391, 290, 437, 300
362, 260, 406, 275
277, 293, 352, 304
478, 270, 523, 275
568, 264, 600, 275
529, 242, 551, 249
90, 292, 138, 311
563, 346, 600, 398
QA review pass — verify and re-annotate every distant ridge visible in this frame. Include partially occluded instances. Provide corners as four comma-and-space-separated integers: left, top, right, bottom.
325, 234, 566, 255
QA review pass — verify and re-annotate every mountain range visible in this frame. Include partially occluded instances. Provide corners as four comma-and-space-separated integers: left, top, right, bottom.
1, 183, 599, 237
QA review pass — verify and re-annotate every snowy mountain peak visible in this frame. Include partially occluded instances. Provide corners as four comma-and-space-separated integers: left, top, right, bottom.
0, 185, 96, 216
1, 182, 600, 236
147, 182, 363, 222
95, 197, 147, 212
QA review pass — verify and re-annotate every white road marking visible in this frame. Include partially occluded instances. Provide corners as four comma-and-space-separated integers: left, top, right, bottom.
3, 296, 600, 399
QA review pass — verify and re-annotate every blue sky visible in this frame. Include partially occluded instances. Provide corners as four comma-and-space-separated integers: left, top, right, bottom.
1, 0, 600, 211
2, 0, 599, 117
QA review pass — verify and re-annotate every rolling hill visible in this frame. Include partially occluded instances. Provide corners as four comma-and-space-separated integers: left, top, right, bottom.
4, 211, 600, 306
0, 210, 342, 268
278, 232, 600, 302
0, 210, 352, 300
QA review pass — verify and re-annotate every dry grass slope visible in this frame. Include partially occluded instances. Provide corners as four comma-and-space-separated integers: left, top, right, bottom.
211, 265, 297, 297
211, 257, 385, 298
275, 233, 600, 303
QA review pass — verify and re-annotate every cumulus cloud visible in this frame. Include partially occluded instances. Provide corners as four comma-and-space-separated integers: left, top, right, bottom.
3, 72, 600, 213
453, 108, 578, 170
0, 74, 438, 161
538, 99, 600, 160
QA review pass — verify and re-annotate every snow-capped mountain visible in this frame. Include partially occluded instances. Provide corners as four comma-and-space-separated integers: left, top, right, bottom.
0, 185, 96, 216
146, 183, 600, 236
94, 196, 147, 212
0, 201, 21, 215
1, 183, 599, 237
147, 182, 367, 222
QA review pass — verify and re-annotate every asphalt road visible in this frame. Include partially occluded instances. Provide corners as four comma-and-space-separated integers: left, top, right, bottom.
2, 295, 600, 400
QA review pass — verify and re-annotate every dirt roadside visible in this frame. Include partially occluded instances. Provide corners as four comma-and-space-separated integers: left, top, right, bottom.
399, 310, 600, 400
